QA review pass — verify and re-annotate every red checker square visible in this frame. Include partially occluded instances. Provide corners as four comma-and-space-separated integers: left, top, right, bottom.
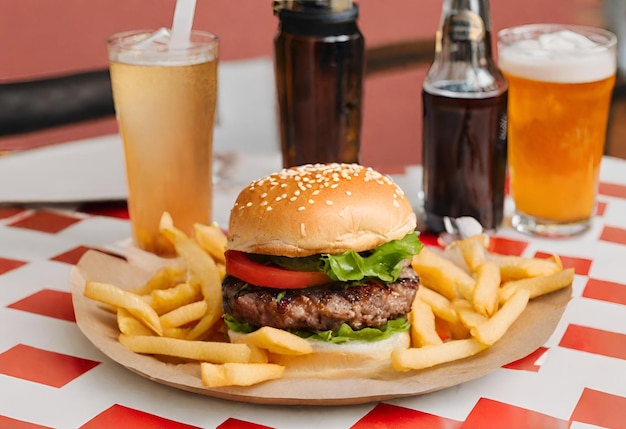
533, 251, 592, 276
8, 289, 75, 322
0, 256, 27, 275
598, 182, 626, 199
595, 201, 607, 217
9, 210, 82, 234
559, 324, 626, 360
583, 278, 626, 306
50, 246, 92, 265
0, 207, 25, 220
352, 403, 462, 429
79, 201, 130, 219
51, 247, 125, 266
463, 398, 567, 429
599, 225, 626, 246
489, 236, 529, 256
570, 388, 626, 429
503, 347, 547, 372
80, 404, 201, 429
217, 418, 274, 429
0, 415, 54, 429
0, 344, 100, 388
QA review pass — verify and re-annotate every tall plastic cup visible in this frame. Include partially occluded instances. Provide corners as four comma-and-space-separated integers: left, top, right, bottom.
107, 30, 219, 256
498, 25, 616, 237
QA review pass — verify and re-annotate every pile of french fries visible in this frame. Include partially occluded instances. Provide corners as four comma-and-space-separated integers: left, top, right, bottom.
83, 215, 574, 387
84, 213, 312, 388
392, 234, 574, 371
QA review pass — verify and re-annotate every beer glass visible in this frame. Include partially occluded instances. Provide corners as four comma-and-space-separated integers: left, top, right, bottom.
108, 30, 219, 256
498, 24, 616, 237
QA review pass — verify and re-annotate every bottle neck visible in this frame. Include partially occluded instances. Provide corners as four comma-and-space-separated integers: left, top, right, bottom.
426, 0, 506, 97
434, 0, 493, 66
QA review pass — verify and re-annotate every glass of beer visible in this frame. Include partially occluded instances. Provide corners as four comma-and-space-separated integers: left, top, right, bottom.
498, 24, 617, 237
107, 30, 219, 256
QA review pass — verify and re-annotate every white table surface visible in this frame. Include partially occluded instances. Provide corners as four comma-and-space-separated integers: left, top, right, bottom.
0, 139, 625, 428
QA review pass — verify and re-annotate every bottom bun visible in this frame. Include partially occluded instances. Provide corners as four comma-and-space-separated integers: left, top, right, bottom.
229, 330, 410, 379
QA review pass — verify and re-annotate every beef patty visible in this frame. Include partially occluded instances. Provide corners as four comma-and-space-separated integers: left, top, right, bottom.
222, 263, 419, 332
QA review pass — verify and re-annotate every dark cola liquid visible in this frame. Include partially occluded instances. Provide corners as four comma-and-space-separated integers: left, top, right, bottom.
422, 89, 508, 232
274, 25, 364, 167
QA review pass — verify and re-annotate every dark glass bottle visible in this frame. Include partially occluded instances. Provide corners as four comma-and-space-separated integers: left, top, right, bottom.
273, 0, 364, 168
421, 0, 508, 233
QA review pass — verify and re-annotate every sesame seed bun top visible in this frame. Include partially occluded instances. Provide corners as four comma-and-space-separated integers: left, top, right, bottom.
226, 163, 417, 257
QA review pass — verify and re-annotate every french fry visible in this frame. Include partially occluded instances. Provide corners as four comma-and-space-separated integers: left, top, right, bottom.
409, 297, 444, 347
456, 233, 489, 272
193, 223, 227, 265
453, 299, 489, 330
119, 334, 251, 363
162, 327, 191, 339
131, 265, 187, 295
391, 338, 488, 371
159, 300, 208, 329
489, 254, 562, 282
499, 268, 575, 304
232, 326, 313, 355
150, 282, 202, 315
471, 288, 530, 346
117, 308, 154, 336
416, 286, 458, 324
412, 247, 475, 301
472, 262, 501, 317
160, 212, 223, 340
85, 281, 162, 335
201, 362, 285, 387
247, 345, 270, 364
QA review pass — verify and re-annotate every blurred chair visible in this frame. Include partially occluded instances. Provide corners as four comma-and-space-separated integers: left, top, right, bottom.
0, 70, 114, 137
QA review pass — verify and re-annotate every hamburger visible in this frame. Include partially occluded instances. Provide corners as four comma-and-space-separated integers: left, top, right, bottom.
222, 163, 423, 378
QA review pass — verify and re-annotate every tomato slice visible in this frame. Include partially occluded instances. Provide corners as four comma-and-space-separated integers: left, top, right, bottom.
224, 250, 332, 289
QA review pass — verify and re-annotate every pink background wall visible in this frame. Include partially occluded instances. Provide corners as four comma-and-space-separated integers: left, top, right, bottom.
1, 0, 587, 172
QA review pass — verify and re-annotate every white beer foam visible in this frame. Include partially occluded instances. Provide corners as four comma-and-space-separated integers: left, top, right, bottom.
111, 28, 216, 66
499, 30, 616, 83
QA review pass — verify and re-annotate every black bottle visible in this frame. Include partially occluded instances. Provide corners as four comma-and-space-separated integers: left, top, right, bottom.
421, 0, 508, 232
273, 0, 365, 168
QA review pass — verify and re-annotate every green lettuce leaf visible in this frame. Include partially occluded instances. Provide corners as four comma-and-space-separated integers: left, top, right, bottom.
299, 318, 410, 343
320, 232, 423, 282
224, 315, 410, 344
251, 232, 423, 283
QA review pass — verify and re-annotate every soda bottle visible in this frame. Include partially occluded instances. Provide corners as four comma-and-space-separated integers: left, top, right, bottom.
421, 0, 508, 232
273, 0, 364, 168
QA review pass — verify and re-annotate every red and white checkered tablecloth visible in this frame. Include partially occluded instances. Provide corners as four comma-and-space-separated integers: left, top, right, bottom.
1, 157, 625, 429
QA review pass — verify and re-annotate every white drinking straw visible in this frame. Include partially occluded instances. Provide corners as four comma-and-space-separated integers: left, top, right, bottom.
170, 0, 197, 50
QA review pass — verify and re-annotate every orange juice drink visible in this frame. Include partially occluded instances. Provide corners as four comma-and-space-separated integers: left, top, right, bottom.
108, 30, 219, 256
498, 25, 616, 237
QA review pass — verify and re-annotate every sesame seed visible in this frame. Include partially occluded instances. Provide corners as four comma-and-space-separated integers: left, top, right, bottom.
261, 201, 268, 206
346, 191, 352, 196
308, 199, 315, 204
326, 200, 333, 205
393, 200, 400, 208
290, 196, 297, 201
267, 206, 273, 211
312, 190, 320, 196
246, 202, 253, 207
298, 206, 306, 211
